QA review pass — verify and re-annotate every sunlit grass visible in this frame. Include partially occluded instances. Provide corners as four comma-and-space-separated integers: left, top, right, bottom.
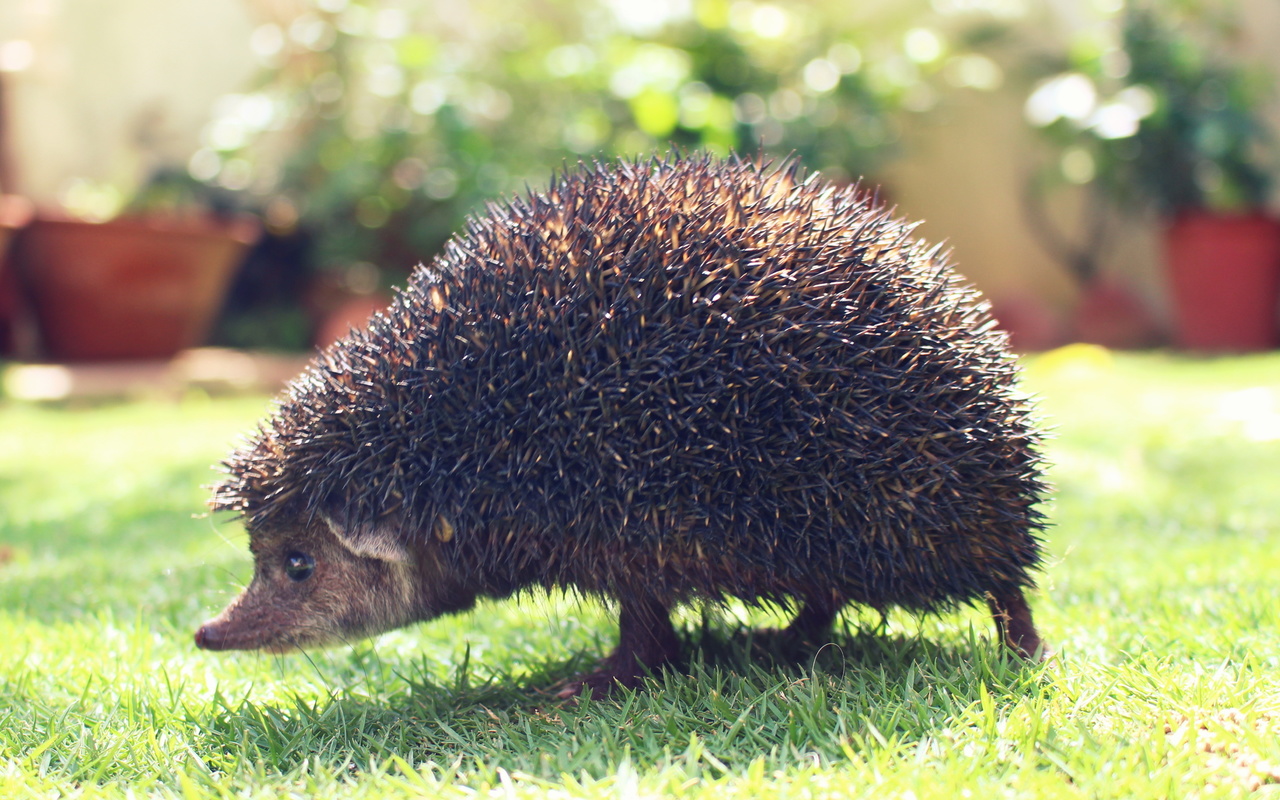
2, 349, 1278, 798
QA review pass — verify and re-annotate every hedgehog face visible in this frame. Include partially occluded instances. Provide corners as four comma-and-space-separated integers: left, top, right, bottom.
195, 515, 477, 653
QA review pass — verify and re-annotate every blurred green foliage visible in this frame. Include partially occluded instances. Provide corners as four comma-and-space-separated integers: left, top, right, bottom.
192, 0, 1276, 348
1023, 0, 1275, 215
196, 0, 1002, 288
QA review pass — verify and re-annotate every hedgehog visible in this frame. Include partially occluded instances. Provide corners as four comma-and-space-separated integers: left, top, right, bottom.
195, 155, 1047, 694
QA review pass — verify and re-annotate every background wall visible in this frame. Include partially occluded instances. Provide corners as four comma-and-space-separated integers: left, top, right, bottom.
0, 0, 258, 206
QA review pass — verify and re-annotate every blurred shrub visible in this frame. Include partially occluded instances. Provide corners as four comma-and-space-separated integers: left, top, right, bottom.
1023, 0, 1275, 215
196, 0, 1008, 301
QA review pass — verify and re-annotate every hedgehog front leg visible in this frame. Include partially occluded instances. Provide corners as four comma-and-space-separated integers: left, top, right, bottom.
987, 588, 1043, 660
557, 594, 681, 698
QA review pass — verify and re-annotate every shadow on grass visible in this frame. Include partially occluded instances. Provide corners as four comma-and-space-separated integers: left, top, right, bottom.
190, 622, 1050, 780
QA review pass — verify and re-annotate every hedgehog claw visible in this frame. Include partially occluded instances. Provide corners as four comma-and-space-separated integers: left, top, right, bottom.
551, 669, 634, 700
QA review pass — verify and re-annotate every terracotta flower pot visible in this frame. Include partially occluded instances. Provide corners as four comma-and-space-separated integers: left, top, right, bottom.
0, 195, 34, 356
13, 213, 259, 362
987, 292, 1064, 353
1069, 280, 1162, 350
313, 292, 394, 350
1164, 212, 1280, 352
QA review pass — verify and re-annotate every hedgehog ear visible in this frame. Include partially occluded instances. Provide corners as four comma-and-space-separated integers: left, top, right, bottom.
321, 511, 410, 563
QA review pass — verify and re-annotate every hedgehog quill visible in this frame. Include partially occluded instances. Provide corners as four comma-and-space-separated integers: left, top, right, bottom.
196, 156, 1048, 694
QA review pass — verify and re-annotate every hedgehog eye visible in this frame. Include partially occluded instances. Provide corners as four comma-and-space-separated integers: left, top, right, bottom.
284, 551, 316, 582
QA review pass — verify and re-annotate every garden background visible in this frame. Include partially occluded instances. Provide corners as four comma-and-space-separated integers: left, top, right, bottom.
1, 0, 1279, 797
2, 0, 1279, 352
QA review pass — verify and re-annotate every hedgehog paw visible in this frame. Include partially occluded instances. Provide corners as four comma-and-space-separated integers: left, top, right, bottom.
553, 594, 682, 699
552, 668, 636, 700
553, 640, 681, 698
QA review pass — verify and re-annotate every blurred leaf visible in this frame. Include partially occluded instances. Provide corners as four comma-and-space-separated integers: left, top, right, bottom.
630, 89, 680, 137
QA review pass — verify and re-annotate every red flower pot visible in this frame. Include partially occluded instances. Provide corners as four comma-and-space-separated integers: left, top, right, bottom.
0, 195, 34, 355
313, 292, 394, 350
1069, 280, 1162, 350
1164, 212, 1280, 352
13, 213, 258, 361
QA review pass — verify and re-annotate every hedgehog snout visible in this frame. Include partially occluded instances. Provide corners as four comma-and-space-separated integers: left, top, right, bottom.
193, 621, 226, 650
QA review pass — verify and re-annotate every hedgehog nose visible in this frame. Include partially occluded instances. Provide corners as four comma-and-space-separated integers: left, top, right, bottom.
194, 622, 222, 650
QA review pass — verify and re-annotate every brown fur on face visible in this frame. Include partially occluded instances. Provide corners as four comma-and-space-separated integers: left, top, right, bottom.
195, 517, 477, 653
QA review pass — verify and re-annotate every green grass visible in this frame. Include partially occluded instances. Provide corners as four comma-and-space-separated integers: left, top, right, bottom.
2, 348, 1278, 799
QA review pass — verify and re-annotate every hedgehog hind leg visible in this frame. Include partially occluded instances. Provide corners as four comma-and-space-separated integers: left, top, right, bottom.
987, 588, 1044, 660
782, 598, 842, 646
556, 594, 681, 698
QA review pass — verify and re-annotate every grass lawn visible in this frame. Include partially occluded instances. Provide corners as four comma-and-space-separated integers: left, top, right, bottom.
2, 347, 1278, 799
